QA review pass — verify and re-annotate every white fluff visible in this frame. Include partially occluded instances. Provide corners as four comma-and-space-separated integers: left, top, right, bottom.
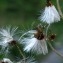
22, 30, 48, 55
2, 58, 13, 63
40, 5, 60, 24
0, 26, 19, 52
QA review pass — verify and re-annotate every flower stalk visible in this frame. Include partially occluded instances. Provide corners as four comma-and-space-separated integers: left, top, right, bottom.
46, 24, 63, 58
46, 24, 50, 37
48, 42, 63, 58
15, 44, 25, 59
56, 0, 63, 19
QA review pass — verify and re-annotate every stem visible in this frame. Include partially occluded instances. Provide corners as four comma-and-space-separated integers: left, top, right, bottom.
19, 31, 32, 41
15, 44, 25, 59
56, 0, 63, 19
19, 32, 28, 41
46, 24, 50, 37
48, 42, 63, 58
19, 30, 36, 41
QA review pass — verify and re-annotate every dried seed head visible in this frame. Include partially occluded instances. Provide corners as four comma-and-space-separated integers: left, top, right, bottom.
34, 32, 44, 40
49, 34, 56, 41
2, 58, 13, 63
2, 62, 8, 63
0, 26, 19, 53
9, 40, 16, 45
22, 28, 48, 54
34, 26, 45, 40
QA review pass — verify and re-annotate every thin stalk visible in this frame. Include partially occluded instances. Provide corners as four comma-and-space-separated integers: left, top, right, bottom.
19, 30, 36, 41
15, 44, 25, 59
46, 24, 50, 37
48, 42, 63, 58
56, 0, 63, 19
19, 31, 30, 41
19, 33, 27, 41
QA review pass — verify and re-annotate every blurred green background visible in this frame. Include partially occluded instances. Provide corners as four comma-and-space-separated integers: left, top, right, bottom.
0, 0, 63, 63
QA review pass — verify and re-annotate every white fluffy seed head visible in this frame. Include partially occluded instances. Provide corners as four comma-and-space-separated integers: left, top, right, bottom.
24, 38, 48, 55
40, 5, 60, 24
0, 26, 19, 52
22, 30, 48, 55
2, 58, 13, 63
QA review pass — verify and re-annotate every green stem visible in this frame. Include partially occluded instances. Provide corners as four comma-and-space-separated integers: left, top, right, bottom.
48, 42, 63, 58
15, 44, 25, 59
46, 24, 50, 37
56, 0, 63, 19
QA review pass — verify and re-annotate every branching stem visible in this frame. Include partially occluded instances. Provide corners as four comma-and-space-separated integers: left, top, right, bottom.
48, 42, 63, 58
